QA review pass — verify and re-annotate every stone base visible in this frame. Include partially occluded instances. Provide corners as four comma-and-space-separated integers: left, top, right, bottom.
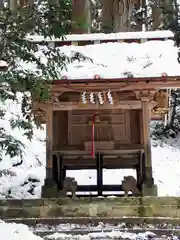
142, 184, 158, 196
41, 179, 58, 198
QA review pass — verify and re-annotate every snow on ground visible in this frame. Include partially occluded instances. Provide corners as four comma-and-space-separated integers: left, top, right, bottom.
152, 136, 180, 196
0, 220, 42, 240
0, 219, 161, 240
45, 231, 156, 240
1, 97, 180, 198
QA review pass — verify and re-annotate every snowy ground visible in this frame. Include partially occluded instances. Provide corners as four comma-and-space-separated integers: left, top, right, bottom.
0, 220, 42, 240
1, 98, 180, 198
2, 219, 179, 240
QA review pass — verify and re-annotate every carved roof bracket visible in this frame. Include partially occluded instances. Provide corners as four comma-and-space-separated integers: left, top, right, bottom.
51, 92, 61, 103
134, 90, 156, 102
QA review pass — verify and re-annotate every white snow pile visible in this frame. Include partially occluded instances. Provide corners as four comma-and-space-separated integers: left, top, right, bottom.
0, 220, 42, 240
18, 39, 180, 80
58, 40, 180, 79
45, 231, 157, 240
0, 97, 46, 199
0, 219, 161, 240
152, 136, 180, 196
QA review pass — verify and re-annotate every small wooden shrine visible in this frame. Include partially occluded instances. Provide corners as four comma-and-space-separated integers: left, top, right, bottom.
32, 30, 180, 197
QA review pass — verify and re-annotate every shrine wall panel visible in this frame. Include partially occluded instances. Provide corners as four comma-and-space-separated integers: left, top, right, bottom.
52, 109, 141, 150
53, 111, 68, 150
68, 110, 132, 147
130, 110, 141, 144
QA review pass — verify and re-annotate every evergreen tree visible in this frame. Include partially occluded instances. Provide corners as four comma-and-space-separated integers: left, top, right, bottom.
0, 0, 74, 161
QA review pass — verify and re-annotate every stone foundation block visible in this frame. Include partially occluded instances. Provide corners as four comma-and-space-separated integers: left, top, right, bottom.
41, 179, 58, 198
142, 184, 158, 196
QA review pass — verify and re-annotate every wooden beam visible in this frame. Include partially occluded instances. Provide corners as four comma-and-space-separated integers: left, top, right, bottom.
53, 148, 143, 155
51, 78, 180, 92
34, 100, 157, 111
76, 185, 124, 192
53, 76, 180, 84
66, 164, 137, 170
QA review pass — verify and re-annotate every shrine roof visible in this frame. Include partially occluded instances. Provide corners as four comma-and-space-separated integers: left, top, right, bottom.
55, 40, 180, 80
21, 39, 180, 81
4, 30, 180, 81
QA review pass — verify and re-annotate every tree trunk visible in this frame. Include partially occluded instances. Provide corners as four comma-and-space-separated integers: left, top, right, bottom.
151, 0, 173, 30
151, 0, 163, 30
9, 0, 17, 11
101, 0, 141, 32
71, 0, 91, 34
0, 0, 4, 8
100, 0, 113, 33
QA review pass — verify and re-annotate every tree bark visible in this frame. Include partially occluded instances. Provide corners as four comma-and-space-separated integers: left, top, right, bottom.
71, 0, 91, 34
0, 0, 4, 8
9, 0, 17, 11
115, 0, 141, 32
151, 0, 173, 30
151, 0, 163, 30
19, 0, 34, 7
101, 0, 142, 32
100, 0, 113, 33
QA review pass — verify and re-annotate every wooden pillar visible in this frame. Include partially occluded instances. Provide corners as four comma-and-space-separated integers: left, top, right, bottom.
58, 155, 63, 190
46, 107, 53, 179
96, 153, 103, 196
56, 154, 67, 191
62, 166, 66, 180
141, 98, 153, 186
136, 151, 144, 194
42, 106, 58, 197
53, 154, 58, 185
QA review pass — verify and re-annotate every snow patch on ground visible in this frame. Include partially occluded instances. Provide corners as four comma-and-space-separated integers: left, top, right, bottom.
152, 136, 180, 196
0, 219, 161, 240
0, 220, 42, 240
45, 231, 156, 240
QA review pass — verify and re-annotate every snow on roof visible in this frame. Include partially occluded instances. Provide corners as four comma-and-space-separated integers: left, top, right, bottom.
28, 30, 174, 42
18, 39, 180, 80
55, 40, 180, 79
